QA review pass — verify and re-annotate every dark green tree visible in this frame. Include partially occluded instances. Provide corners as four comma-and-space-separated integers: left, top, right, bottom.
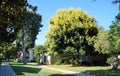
16, 12, 42, 48
2, 44, 18, 61
109, 14, 120, 55
0, 43, 19, 61
16, 11, 42, 64
108, 13, 120, 70
0, 0, 37, 43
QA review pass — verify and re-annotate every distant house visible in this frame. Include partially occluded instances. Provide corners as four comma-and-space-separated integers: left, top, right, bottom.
36, 54, 59, 65
28, 48, 34, 62
17, 48, 34, 62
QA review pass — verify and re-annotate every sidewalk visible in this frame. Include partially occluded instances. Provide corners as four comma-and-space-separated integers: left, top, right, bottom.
0, 62, 17, 76
39, 65, 93, 76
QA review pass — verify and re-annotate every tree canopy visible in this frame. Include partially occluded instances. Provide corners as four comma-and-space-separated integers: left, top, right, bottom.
15, 11, 42, 64
109, 13, 120, 54
0, 0, 37, 43
16, 11, 42, 49
45, 8, 98, 56
0, 1, 42, 64
94, 27, 110, 54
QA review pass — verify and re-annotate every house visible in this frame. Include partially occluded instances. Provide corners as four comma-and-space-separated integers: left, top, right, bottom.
28, 48, 34, 62
17, 48, 34, 62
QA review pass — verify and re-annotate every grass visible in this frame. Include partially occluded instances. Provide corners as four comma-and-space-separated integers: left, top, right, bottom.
9, 62, 120, 76
9, 62, 74, 76
47, 65, 120, 76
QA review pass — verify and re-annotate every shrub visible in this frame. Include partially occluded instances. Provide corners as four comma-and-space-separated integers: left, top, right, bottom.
55, 59, 62, 65
74, 59, 80, 65
36, 56, 40, 64
63, 57, 71, 65
107, 56, 114, 65
15, 58, 20, 62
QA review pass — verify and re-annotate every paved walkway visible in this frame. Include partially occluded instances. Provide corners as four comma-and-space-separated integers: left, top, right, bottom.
39, 65, 93, 76
0, 62, 17, 76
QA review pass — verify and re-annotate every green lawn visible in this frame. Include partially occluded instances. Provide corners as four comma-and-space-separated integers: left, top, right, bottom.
47, 65, 120, 76
9, 62, 74, 76
9, 62, 120, 76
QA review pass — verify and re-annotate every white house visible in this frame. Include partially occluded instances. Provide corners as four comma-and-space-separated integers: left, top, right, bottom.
28, 48, 34, 62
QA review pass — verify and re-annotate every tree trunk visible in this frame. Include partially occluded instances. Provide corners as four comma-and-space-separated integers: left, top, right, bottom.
22, 30, 27, 64
71, 56, 75, 65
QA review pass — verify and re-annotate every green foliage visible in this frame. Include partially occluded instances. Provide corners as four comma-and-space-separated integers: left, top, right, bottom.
0, 43, 18, 60
94, 27, 110, 54
36, 55, 40, 64
16, 58, 20, 62
54, 59, 63, 65
0, 1, 42, 64
15, 12, 42, 64
107, 56, 115, 65
0, 0, 37, 43
34, 45, 46, 64
79, 48, 86, 55
45, 8, 98, 56
108, 13, 120, 54
16, 12, 42, 49
64, 46, 75, 56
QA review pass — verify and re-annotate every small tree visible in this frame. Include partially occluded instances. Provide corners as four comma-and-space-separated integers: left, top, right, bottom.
94, 27, 110, 54
34, 45, 46, 64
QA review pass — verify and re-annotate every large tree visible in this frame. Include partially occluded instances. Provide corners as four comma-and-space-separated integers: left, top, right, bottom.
16, 11, 42, 64
0, 0, 37, 43
0, 0, 41, 64
45, 8, 98, 65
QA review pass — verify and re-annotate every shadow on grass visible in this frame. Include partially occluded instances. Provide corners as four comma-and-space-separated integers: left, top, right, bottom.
10, 63, 41, 75
82, 69, 120, 76
49, 74, 75, 76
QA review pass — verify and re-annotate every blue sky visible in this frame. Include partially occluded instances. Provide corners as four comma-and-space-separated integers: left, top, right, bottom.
28, 0, 119, 45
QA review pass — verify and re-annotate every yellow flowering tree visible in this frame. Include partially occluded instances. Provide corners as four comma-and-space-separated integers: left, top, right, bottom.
45, 8, 98, 65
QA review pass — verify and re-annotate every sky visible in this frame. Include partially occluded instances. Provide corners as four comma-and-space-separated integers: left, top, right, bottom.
28, 0, 119, 45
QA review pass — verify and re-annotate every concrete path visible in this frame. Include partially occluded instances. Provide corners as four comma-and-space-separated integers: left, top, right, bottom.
0, 62, 17, 76
40, 65, 93, 76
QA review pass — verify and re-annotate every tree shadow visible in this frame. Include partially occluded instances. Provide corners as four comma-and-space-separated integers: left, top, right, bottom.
27, 63, 46, 66
11, 64, 41, 75
82, 69, 120, 76
49, 74, 75, 76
